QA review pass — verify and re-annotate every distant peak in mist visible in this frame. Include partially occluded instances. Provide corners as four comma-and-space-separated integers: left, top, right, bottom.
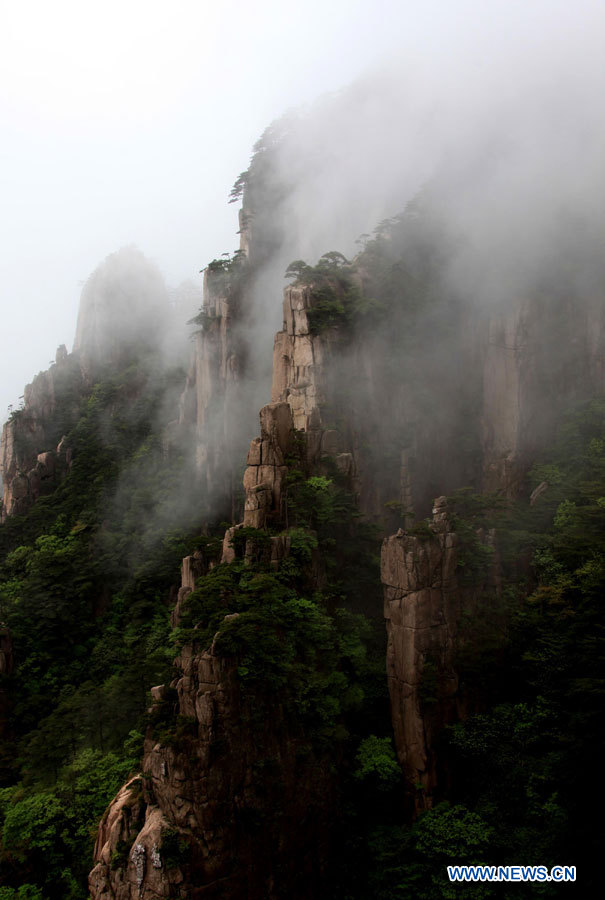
73, 246, 169, 374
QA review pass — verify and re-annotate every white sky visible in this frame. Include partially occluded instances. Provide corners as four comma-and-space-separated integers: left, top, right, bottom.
0, 0, 598, 417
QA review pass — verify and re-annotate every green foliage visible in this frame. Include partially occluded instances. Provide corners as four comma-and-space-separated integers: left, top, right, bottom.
191, 251, 247, 315
205, 250, 247, 276
364, 804, 493, 900
354, 736, 401, 791
285, 471, 381, 613
287, 474, 355, 530
160, 829, 190, 870
407, 519, 433, 539
287, 527, 318, 563
2, 793, 68, 860
413, 802, 492, 859
446, 489, 501, 584
177, 558, 368, 742
306, 293, 347, 334
438, 400, 605, 885
552, 498, 577, 530
0, 746, 137, 899
335, 401, 605, 896
0, 357, 205, 897
173, 466, 382, 750
285, 251, 349, 284
186, 307, 215, 330
529, 463, 563, 487
206, 258, 230, 274
0, 887, 44, 900
228, 171, 247, 204
228, 526, 272, 557
109, 840, 130, 871
284, 259, 314, 282
283, 252, 368, 335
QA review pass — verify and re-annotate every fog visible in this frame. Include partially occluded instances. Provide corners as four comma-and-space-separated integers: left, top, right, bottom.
1, 0, 428, 418
218, 3, 605, 450
244, 17, 605, 323
2, 0, 604, 425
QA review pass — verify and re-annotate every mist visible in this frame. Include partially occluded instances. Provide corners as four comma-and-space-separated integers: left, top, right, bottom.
242, 10, 605, 333
1, 0, 601, 417
1, 0, 435, 420
191, 1, 602, 485
3, 6, 605, 893
2, 0, 604, 522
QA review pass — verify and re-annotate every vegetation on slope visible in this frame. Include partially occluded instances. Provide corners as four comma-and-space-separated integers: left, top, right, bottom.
0, 172, 602, 897
0, 356, 204, 899
351, 400, 605, 898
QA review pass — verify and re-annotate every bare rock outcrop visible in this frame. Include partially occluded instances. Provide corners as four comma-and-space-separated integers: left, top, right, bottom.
90, 334, 340, 899
272, 285, 324, 431
170, 551, 208, 628
175, 267, 246, 516
271, 284, 347, 467
242, 401, 293, 528
382, 497, 498, 811
0, 351, 81, 521
481, 294, 605, 495
89, 641, 333, 900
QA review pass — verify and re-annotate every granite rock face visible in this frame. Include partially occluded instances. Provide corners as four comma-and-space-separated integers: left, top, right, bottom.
88, 226, 605, 896
170, 551, 208, 628
89, 636, 333, 899
0, 348, 81, 521
242, 401, 293, 528
271, 283, 357, 480
381, 497, 498, 811
89, 287, 344, 899
272, 285, 326, 432
481, 294, 605, 495
175, 267, 246, 517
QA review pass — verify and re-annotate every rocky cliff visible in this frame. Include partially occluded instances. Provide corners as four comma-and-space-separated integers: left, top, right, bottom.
89, 217, 605, 897
480, 293, 605, 495
0, 248, 176, 523
89, 641, 334, 900
88, 260, 361, 898
89, 396, 338, 900
1, 72, 604, 897
0, 345, 81, 521
381, 498, 499, 811
90, 260, 496, 895
175, 266, 247, 517
378, 288, 605, 809
2, 160, 602, 896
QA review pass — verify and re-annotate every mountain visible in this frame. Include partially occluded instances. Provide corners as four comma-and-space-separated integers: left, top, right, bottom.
0, 97, 604, 899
